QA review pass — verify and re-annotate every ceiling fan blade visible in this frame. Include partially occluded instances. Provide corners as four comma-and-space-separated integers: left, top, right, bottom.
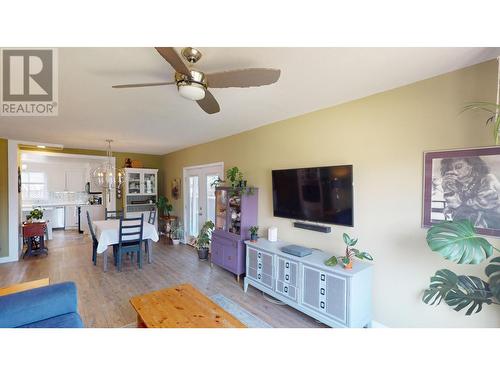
155, 47, 191, 76
197, 90, 220, 114
206, 68, 281, 88
112, 81, 175, 89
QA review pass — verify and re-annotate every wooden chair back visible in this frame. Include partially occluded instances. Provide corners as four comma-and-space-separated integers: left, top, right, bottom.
105, 208, 123, 220
148, 208, 156, 225
119, 214, 144, 246
86, 211, 98, 242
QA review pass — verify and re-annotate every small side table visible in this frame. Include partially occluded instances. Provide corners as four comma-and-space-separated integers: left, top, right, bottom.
158, 215, 177, 244
22, 221, 49, 258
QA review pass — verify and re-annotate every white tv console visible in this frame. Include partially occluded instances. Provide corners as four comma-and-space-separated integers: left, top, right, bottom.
244, 238, 373, 328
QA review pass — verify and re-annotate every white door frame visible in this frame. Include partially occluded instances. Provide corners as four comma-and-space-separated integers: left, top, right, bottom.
2, 140, 115, 264
183, 162, 224, 243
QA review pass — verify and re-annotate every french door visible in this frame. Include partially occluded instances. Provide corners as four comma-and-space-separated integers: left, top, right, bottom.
184, 163, 224, 243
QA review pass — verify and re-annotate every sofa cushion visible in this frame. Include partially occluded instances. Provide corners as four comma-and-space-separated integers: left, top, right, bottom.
0, 282, 80, 328
19, 312, 84, 328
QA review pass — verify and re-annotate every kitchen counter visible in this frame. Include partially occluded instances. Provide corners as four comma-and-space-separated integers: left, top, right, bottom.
22, 203, 103, 209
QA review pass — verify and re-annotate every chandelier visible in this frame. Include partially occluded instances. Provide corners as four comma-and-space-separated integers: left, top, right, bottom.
92, 140, 124, 192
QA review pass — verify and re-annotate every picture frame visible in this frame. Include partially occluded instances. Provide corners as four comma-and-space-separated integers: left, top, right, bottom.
171, 178, 180, 200
422, 146, 500, 236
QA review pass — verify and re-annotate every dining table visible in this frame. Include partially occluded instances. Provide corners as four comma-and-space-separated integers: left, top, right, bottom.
92, 219, 159, 271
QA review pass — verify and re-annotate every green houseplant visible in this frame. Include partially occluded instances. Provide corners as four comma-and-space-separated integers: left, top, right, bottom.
422, 220, 500, 315
462, 101, 500, 144
27, 207, 44, 222
249, 226, 259, 242
170, 220, 184, 245
324, 233, 373, 269
194, 220, 215, 260
226, 166, 244, 188
156, 195, 173, 217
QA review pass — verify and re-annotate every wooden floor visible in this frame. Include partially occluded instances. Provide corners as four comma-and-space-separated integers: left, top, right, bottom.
0, 230, 325, 328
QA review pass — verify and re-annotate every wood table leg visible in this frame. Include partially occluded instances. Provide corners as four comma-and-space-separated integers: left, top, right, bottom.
137, 314, 146, 328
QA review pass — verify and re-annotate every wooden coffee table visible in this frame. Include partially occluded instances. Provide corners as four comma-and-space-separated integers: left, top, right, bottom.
129, 283, 246, 328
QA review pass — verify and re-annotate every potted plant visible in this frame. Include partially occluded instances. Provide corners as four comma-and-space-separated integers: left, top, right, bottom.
156, 195, 173, 218
324, 233, 373, 269
27, 207, 44, 223
194, 220, 215, 260
422, 219, 500, 315
226, 166, 243, 188
171, 221, 184, 245
249, 226, 259, 242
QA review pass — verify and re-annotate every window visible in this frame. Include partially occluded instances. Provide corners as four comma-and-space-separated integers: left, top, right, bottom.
21, 171, 47, 201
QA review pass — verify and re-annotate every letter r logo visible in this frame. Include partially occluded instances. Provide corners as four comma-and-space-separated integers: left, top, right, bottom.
2, 50, 53, 102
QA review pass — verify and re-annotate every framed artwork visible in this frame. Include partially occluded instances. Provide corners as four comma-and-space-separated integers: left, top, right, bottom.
171, 179, 180, 200
423, 146, 500, 236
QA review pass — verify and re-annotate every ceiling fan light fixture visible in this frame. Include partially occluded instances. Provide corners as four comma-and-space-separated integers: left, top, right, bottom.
177, 82, 206, 101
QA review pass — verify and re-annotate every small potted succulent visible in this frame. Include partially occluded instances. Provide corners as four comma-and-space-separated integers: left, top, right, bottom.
249, 226, 259, 242
27, 207, 44, 223
171, 221, 184, 245
324, 233, 373, 269
194, 220, 215, 260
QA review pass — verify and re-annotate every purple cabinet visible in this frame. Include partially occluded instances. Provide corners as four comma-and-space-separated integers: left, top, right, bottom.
211, 187, 258, 278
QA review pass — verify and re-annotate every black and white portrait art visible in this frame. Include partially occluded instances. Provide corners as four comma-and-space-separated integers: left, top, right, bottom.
423, 147, 500, 236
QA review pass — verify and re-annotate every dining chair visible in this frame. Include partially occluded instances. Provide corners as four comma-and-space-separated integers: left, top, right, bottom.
86, 211, 99, 266
105, 208, 123, 220
115, 214, 144, 271
148, 207, 156, 225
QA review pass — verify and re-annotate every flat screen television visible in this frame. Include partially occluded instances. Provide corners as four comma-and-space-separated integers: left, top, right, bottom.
272, 165, 353, 226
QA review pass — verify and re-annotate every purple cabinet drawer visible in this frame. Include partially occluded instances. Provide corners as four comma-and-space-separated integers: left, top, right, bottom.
212, 232, 245, 276
223, 245, 238, 271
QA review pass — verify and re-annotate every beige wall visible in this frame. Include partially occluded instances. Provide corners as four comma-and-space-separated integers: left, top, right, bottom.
161, 60, 500, 327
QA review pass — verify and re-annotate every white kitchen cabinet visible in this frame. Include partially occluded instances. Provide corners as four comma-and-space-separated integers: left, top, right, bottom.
65, 169, 86, 192
48, 171, 66, 192
65, 206, 78, 228
46, 168, 86, 193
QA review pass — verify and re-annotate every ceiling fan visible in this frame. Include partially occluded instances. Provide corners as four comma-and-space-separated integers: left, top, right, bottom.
112, 47, 281, 114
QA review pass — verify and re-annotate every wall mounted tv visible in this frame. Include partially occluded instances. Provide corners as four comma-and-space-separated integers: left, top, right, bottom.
272, 165, 353, 226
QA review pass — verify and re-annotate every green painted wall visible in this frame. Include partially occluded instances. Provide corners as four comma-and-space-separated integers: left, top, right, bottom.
0, 138, 8, 258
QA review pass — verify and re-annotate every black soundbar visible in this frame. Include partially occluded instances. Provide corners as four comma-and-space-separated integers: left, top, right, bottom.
293, 222, 331, 233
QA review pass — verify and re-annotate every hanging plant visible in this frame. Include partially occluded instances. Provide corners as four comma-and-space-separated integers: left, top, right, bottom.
461, 57, 500, 145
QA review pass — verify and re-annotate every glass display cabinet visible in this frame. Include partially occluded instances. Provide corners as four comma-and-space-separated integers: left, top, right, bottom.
212, 187, 258, 282
122, 168, 158, 226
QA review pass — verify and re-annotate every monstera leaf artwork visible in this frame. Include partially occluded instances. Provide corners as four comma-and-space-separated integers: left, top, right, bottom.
423, 220, 500, 315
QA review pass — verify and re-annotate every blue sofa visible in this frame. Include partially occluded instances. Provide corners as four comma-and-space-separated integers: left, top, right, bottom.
0, 282, 84, 328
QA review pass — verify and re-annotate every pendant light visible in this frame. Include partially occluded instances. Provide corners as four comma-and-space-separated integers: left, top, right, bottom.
91, 140, 124, 198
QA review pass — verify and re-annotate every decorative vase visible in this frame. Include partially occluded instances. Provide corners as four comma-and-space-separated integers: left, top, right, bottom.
197, 247, 209, 260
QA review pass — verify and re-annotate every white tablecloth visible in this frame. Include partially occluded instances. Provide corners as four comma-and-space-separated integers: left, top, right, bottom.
93, 219, 159, 253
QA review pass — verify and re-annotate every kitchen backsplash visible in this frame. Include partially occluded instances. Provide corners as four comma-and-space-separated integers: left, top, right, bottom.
27, 191, 90, 205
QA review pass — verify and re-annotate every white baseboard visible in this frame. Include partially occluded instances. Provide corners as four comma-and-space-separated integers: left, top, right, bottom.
371, 320, 387, 328
0, 255, 17, 264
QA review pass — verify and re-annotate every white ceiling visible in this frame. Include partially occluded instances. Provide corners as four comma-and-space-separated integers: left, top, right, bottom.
1, 47, 499, 155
